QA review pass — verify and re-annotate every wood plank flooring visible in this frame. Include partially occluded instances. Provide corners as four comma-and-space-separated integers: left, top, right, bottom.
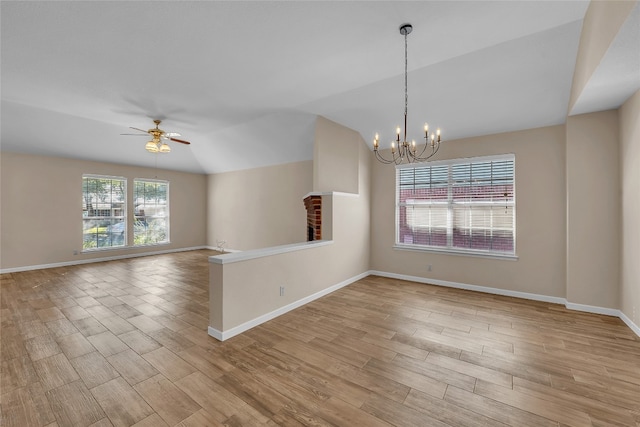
2, 250, 640, 426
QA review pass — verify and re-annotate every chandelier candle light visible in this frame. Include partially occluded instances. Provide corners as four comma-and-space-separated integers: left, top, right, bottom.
374, 23, 442, 164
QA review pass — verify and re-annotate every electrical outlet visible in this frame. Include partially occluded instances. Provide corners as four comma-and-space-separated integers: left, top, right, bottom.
73, 250, 78, 256
279, 286, 285, 296
427, 264, 432, 272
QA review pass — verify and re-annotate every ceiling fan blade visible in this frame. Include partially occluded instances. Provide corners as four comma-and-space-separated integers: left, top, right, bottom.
165, 132, 181, 137
169, 137, 191, 145
121, 133, 150, 136
129, 127, 149, 133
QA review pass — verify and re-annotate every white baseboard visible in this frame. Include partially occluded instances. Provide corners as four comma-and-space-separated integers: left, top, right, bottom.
205, 246, 242, 253
564, 302, 621, 317
0, 246, 209, 274
207, 326, 224, 341
369, 270, 567, 305
619, 311, 640, 337
207, 271, 370, 341
369, 270, 640, 338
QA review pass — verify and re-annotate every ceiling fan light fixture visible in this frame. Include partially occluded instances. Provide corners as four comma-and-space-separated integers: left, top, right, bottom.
124, 120, 191, 154
145, 140, 159, 153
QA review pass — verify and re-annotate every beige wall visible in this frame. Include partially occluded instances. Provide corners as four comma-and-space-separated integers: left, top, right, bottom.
209, 117, 371, 335
620, 89, 640, 325
370, 125, 567, 298
206, 160, 312, 251
569, 0, 637, 112
211, 194, 368, 332
313, 116, 361, 194
566, 110, 620, 309
0, 152, 207, 270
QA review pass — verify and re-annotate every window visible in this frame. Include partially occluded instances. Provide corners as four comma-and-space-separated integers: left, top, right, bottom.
82, 175, 126, 250
396, 154, 515, 257
133, 179, 169, 246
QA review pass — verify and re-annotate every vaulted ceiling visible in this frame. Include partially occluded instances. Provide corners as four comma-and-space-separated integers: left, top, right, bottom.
2, 1, 638, 174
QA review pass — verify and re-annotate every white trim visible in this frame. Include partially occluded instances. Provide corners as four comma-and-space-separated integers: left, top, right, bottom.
225, 248, 242, 253
205, 246, 242, 253
207, 326, 224, 341
208, 240, 333, 265
303, 191, 331, 198
369, 270, 566, 305
83, 173, 128, 180
208, 271, 369, 341
393, 244, 519, 261
564, 302, 620, 317
303, 191, 359, 199
620, 311, 640, 337
0, 246, 208, 274
133, 177, 168, 184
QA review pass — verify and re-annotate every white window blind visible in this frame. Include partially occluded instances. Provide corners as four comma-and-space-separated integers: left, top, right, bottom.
396, 154, 515, 256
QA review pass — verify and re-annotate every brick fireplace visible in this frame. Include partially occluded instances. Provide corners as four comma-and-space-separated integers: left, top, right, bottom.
303, 195, 322, 241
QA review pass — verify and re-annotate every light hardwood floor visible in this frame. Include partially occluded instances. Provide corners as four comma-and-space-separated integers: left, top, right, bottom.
1, 249, 639, 426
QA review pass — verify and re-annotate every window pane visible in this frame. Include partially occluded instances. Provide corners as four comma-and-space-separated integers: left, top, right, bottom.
453, 205, 514, 252
399, 204, 448, 247
82, 176, 126, 250
399, 165, 449, 201
133, 180, 169, 246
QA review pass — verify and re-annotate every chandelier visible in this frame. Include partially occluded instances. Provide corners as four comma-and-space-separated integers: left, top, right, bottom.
374, 24, 442, 164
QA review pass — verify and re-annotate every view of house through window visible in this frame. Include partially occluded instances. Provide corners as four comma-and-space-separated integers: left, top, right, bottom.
82, 175, 127, 250
133, 179, 169, 246
396, 154, 515, 256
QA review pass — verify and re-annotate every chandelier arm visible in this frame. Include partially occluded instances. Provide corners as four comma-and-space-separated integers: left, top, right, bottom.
431, 141, 441, 158
414, 141, 430, 158
415, 142, 440, 162
374, 149, 397, 164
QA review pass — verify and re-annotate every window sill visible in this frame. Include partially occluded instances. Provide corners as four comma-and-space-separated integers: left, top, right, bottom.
393, 244, 519, 260
132, 242, 170, 248
81, 246, 127, 254
82, 242, 170, 253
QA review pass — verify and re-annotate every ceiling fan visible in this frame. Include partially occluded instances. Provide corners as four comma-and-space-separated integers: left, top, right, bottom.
121, 119, 191, 153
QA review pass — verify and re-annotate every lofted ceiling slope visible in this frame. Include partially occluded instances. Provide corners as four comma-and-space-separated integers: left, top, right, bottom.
1, 1, 636, 174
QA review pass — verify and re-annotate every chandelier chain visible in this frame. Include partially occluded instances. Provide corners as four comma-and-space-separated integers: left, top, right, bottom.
404, 29, 408, 145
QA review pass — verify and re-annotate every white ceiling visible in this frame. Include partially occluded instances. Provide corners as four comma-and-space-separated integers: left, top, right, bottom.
1, 1, 637, 174
570, 1, 640, 115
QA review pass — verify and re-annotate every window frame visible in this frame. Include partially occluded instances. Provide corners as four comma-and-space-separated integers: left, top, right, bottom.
394, 154, 517, 260
82, 174, 127, 252
132, 178, 170, 247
